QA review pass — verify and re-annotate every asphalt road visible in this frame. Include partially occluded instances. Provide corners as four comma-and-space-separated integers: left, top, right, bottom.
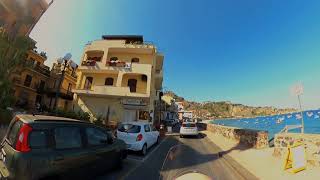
98, 124, 258, 180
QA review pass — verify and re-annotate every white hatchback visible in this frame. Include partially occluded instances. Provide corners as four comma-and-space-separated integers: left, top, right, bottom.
180, 122, 199, 138
116, 122, 160, 155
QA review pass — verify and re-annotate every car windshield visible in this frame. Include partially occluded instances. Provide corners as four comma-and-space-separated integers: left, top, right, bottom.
117, 124, 141, 133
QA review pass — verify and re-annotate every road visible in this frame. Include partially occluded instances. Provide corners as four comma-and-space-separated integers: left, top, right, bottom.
98, 124, 258, 180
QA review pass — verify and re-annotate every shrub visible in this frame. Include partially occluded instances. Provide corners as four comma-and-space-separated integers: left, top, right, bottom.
0, 108, 13, 125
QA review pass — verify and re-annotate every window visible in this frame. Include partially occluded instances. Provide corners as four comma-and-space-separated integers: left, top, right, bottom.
128, 79, 137, 92
144, 125, 150, 132
84, 77, 93, 90
86, 128, 109, 146
117, 124, 141, 133
110, 57, 118, 61
39, 80, 45, 91
141, 75, 147, 82
67, 83, 72, 92
29, 131, 47, 149
105, 78, 114, 86
7, 120, 22, 145
131, 57, 139, 63
54, 127, 82, 149
24, 74, 32, 87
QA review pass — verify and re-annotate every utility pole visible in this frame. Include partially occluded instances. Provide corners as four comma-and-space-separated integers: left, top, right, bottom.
298, 95, 304, 133
53, 53, 72, 110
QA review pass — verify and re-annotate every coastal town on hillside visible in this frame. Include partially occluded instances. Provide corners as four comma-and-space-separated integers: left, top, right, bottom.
1, 1, 320, 180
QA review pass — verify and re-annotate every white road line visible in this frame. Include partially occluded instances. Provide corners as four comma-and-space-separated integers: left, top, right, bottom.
142, 136, 168, 162
126, 136, 169, 163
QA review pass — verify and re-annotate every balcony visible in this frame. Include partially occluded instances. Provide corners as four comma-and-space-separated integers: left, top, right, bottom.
25, 61, 50, 77
81, 59, 96, 66
46, 87, 74, 100
74, 85, 150, 98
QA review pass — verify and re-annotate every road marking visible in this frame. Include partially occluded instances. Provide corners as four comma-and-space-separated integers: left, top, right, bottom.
120, 136, 169, 180
126, 136, 169, 163
142, 136, 168, 162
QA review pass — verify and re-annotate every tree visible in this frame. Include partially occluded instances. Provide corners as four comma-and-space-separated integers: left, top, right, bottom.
0, 28, 35, 109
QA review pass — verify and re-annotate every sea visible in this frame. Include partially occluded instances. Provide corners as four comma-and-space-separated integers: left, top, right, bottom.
210, 110, 320, 140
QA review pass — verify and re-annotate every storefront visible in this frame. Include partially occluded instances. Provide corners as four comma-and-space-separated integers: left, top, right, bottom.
122, 98, 151, 122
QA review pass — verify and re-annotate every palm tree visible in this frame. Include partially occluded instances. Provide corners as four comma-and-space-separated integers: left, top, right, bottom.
0, 27, 35, 108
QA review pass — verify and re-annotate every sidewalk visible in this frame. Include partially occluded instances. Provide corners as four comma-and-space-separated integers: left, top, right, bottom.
203, 130, 320, 180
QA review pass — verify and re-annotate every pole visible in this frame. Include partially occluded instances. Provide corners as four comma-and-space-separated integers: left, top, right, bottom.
53, 60, 67, 110
298, 95, 304, 133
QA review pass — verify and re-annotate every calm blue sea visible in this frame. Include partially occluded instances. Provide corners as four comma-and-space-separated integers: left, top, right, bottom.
210, 110, 320, 139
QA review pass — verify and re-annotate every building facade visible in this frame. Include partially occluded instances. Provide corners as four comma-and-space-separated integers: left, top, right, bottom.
10, 50, 50, 110
0, 0, 52, 36
74, 35, 164, 126
46, 60, 78, 111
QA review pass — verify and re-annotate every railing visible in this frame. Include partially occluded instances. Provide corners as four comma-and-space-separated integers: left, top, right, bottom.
106, 61, 132, 69
46, 87, 74, 100
81, 60, 96, 66
25, 61, 50, 77
124, 42, 155, 49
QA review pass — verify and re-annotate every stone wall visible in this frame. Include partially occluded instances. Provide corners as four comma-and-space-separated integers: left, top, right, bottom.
206, 124, 269, 149
273, 133, 320, 166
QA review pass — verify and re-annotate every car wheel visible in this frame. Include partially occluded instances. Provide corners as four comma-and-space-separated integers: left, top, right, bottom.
141, 144, 147, 156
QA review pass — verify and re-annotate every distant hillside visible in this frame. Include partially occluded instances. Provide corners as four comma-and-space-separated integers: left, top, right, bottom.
164, 91, 297, 120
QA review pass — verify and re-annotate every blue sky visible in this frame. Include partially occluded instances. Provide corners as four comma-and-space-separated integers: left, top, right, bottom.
31, 0, 320, 109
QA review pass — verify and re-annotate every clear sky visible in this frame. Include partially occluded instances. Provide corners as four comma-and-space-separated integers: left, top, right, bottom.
30, 0, 320, 110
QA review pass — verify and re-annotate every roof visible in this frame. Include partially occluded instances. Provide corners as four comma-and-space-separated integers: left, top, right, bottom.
102, 35, 143, 42
16, 114, 89, 124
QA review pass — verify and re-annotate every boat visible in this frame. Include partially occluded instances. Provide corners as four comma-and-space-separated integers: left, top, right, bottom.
296, 114, 302, 119
287, 114, 292, 118
276, 119, 283, 124
315, 115, 320, 119
307, 111, 314, 117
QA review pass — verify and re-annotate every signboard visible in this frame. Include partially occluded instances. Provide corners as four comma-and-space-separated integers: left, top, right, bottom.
283, 142, 307, 173
122, 99, 147, 106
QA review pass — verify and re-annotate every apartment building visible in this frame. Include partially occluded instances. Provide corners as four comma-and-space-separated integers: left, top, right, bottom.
0, 0, 53, 36
46, 60, 78, 111
11, 49, 50, 109
74, 35, 164, 125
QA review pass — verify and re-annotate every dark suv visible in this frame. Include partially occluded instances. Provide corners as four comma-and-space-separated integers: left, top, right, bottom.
0, 114, 127, 180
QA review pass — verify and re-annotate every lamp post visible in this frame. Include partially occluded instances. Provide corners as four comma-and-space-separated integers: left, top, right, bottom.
53, 53, 73, 110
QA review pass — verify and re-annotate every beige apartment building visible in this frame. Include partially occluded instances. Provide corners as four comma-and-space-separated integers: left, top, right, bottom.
74, 35, 164, 125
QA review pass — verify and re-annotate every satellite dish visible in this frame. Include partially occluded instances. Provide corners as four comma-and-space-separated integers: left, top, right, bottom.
57, 58, 63, 64
70, 61, 78, 69
63, 53, 72, 61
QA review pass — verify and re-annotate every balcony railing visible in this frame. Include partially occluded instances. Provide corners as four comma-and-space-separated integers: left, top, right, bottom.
25, 61, 50, 77
124, 42, 155, 49
106, 61, 132, 69
81, 59, 96, 66
46, 87, 74, 100
74, 85, 149, 98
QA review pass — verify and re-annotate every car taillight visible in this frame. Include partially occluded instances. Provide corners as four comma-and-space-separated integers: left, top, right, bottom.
136, 134, 143, 141
182, 124, 186, 127
15, 124, 32, 152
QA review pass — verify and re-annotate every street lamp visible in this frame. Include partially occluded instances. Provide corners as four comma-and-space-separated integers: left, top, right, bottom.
53, 53, 76, 110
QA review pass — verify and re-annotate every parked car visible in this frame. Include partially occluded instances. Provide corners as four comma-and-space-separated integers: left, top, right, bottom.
0, 114, 127, 180
180, 122, 199, 138
116, 122, 160, 155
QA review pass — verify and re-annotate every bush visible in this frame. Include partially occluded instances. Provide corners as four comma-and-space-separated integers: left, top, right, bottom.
0, 108, 13, 125
48, 109, 91, 122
